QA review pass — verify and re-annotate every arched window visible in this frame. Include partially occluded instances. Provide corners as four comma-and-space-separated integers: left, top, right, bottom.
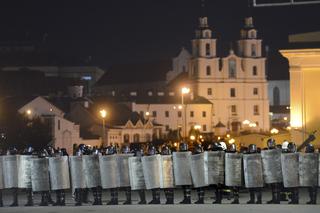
133, 134, 140, 143
273, 87, 280, 106
228, 59, 236, 78
145, 133, 151, 142
253, 66, 257, 76
251, 44, 256, 56
206, 66, 211, 76
123, 134, 130, 143
205, 43, 210, 56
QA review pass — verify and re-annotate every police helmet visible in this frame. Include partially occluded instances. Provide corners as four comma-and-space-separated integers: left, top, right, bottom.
229, 143, 237, 152
179, 142, 188, 152
193, 143, 203, 154
147, 144, 157, 156
161, 145, 171, 155
248, 144, 257, 153
267, 138, 276, 149
287, 142, 296, 153
305, 143, 315, 153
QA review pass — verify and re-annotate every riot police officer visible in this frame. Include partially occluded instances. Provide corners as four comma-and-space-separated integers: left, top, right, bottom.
285, 142, 299, 204
104, 145, 119, 205
134, 147, 147, 204
266, 139, 281, 204
245, 144, 263, 204
146, 144, 161, 204
193, 144, 205, 204
226, 143, 241, 204
5, 147, 19, 207
21, 146, 36, 206
120, 144, 133, 205
178, 142, 192, 204
38, 149, 51, 206
210, 142, 224, 204
305, 143, 317, 205
161, 145, 174, 204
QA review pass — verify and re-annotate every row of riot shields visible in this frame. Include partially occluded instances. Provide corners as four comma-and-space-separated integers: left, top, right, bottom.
0, 151, 319, 192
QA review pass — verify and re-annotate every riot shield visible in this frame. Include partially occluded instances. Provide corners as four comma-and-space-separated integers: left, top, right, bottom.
18, 155, 34, 188
82, 155, 101, 188
117, 154, 134, 187
225, 153, 242, 187
128, 156, 145, 190
49, 156, 70, 190
173, 152, 192, 186
261, 149, 283, 184
159, 155, 174, 188
243, 154, 264, 188
69, 156, 85, 189
281, 153, 299, 188
190, 153, 208, 188
0, 156, 4, 189
31, 158, 50, 192
3, 155, 18, 188
99, 155, 119, 189
207, 151, 225, 185
299, 153, 318, 187
142, 155, 161, 189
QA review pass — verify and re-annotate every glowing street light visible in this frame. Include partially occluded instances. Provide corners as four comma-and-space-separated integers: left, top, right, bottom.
99, 109, 107, 146
229, 138, 235, 144
194, 124, 201, 130
270, 128, 279, 134
181, 87, 190, 94
26, 109, 32, 115
190, 135, 196, 141
181, 87, 190, 140
242, 120, 250, 125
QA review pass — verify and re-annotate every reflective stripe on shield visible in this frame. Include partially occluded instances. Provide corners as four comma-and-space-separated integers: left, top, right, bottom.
281, 153, 299, 188
3, 155, 18, 188
261, 149, 282, 184
83, 155, 101, 188
117, 154, 134, 187
69, 156, 85, 189
128, 156, 145, 190
159, 155, 174, 188
99, 155, 119, 189
173, 152, 192, 186
49, 156, 70, 190
225, 153, 242, 187
190, 153, 208, 188
31, 158, 50, 192
299, 153, 318, 187
18, 155, 34, 188
0, 157, 4, 189
243, 154, 264, 188
207, 151, 225, 185
142, 155, 161, 189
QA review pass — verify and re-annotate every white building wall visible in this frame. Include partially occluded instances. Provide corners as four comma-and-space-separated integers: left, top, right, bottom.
268, 80, 290, 106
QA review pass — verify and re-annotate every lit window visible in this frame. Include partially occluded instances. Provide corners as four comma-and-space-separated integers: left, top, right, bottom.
81, 76, 92, 81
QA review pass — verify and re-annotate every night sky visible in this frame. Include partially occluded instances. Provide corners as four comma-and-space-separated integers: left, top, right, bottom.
0, 0, 319, 80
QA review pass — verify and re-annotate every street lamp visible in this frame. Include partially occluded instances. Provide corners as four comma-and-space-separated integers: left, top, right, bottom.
181, 87, 190, 140
100, 109, 107, 146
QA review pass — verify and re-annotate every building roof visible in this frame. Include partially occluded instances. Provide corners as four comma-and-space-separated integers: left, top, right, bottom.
133, 95, 212, 105
95, 60, 171, 86
215, 121, 226, 128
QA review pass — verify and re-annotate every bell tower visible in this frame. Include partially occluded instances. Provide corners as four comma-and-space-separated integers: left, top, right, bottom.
237, 17, 262, 58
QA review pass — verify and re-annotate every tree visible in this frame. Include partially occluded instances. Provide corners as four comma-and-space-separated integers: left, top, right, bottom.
0, 113, 52, 151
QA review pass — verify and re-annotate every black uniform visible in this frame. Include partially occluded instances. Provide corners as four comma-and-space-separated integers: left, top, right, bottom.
193, 144, 205, 204
178, 142, 191, 204
227, 143, 240, 204
105, 146, 119, 205
134, 147, 146, 204
22, 146, 35, 206
209, 142, 223, 204
147, 145, 161, 204
52, 148, 68, 206
161, 145, 174, 204
266, 139, 281, 204
246, 144, 262, 204
121, 145, 133, 205
6, 147, 19, 207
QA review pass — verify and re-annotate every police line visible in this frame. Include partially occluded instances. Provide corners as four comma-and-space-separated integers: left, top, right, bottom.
0, 150, 319, 202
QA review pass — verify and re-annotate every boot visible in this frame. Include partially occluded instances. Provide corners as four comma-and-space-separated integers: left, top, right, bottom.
10, 188, 18, 207
39, 192, 49, 206
149, 189, 161, 204
75, 188, 82, 206
213, 188, 221, 204
123, 187, 131, 205
60, 190, 66, 206
306, 188, 313, 204
47, 192, 54, 205
311, 188, 317, 205
97, 187, 102, 205
247, 190, 255, 204
0, 190, 3, 207
82, 188, 89, 203
138, 190, 146, 204
107, 188, 118, 205
165, 189, 174, 204
92, 188, 99, 205
231, 188, 239, 204
25, 189, 33, 206
195, 188, 204, 204
256, 190, 262, 204
53, 190, 61, 206
180, 186, 191, 204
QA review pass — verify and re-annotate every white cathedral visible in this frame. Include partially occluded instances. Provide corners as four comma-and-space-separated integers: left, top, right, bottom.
160, 16, 270, 134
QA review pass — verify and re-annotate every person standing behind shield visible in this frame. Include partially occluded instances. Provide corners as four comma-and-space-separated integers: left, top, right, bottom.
4, 147, 19, 207
161, 145, 174, 204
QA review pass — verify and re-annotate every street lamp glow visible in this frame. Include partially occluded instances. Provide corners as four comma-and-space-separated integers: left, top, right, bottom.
283, 117, 288, 121
181, 87, 190, 94
100, 109, 107, 118
242, 120, 250, 125
229, 138, 235, 144
249, 122, 257, 128
178, 105, 182, 110
190, 135, 196, 140
226, 134, 230, 138
194, 125, 201, 130
26, 109, 32, 115
145, 111, 150, 116
270, 128, 279, 134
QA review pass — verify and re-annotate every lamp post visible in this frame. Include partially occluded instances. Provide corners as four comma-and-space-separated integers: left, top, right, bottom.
181, 87, 190, 140
100, 109, 107, 146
